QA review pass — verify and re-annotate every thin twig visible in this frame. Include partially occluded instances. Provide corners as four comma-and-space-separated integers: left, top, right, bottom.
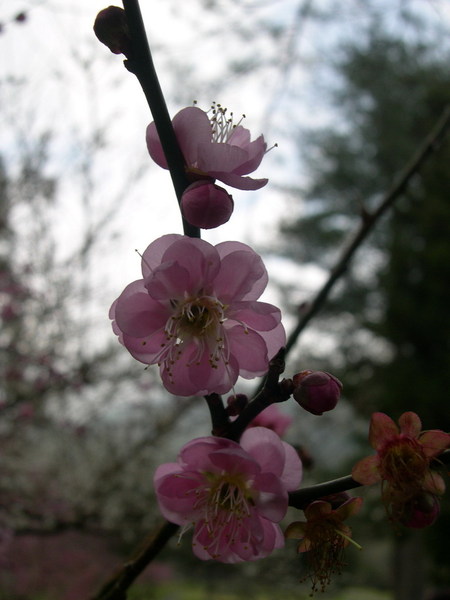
121, 0, 199, 238
284, 104, 450, 355
91, 521, 179, 600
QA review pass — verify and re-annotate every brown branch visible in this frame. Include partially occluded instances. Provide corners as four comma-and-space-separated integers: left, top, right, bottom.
288, 448, 450, 509
91, 521, 179, 600
121, 0, 199, 238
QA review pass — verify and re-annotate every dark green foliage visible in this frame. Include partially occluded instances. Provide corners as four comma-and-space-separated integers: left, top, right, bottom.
279, 26, 450, 589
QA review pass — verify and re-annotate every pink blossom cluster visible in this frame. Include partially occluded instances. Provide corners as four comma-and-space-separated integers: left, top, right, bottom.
146, 104, 268, 229
110, 234, 285, 396
154, 427, 302, 563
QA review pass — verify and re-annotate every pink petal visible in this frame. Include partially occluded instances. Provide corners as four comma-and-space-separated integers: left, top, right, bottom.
398, 411, 422, 438
256, 321, 286, 362
179, 436, 233, 469
114, 290, 168, 338
213, 249, 268, 302
226, 326, 269, 377
171, 107, 212, 165
209, 171, 268, 190
351, 455, 381, 485
280, 441, 303, 490
197, 142, 248, 173
145, 121, 168, 169
160, 346, 239, 396
423, 471, 446, 495
227, 301, 281, 332
232, 135, 267, 175
336, 496, 364, 520
209, 448, 260, 478
240, 427, 285, 477
285, 520, 307, 540
153, 462, 181, 482
369, 412, 399, 449
419, 430, 450, 458
145, 261, 190, 300
121, 328, 167, 363
162, 237, 221, 292
227, 125, 251, 147
155, 472, 205, 523
141, 234, 183, 277
253, 472, 288, 521
304, 500, 332, 520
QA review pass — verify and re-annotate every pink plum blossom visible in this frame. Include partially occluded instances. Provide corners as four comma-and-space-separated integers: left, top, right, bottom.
247, 404, 293, 437
285, 496, 362, 593
154, 427, 302, 563
181, 181, 234, 229
110, 234, 285, 396
146, 104, 268, 190
352, 411, 450, 526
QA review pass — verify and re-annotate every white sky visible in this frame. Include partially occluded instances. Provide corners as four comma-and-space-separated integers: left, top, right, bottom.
1, 0, 449, 355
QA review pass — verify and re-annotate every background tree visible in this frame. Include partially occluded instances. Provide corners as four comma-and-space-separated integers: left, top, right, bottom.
278, 23, 450, 600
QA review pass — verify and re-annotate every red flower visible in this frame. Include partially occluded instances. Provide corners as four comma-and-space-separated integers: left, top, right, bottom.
352, 411, 450, 527
286, 497, 362, 594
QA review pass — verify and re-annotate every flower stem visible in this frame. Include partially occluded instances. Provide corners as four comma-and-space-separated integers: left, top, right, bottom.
121, 0, 200, 238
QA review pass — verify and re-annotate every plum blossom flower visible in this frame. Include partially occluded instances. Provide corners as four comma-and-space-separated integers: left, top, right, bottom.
285, 496, 363, 594
110, 234, 285, 396
352, 411, 450, 527
247, 404, 293, 437
146, 104, 268, 191
181, 181, 234, 229
154, 427, 302, 563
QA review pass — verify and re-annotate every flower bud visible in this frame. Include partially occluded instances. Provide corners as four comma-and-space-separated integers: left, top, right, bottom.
401, 492, 440, 529
93, 6, 131, 57
292, 370, 342, 415
181, 181, 234, 229
226, 394, 248, 416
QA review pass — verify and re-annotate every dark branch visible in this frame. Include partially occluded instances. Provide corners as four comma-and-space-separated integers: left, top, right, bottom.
91, 521, 179, 600
121, 0, 199, 238
284, 104, 450, 355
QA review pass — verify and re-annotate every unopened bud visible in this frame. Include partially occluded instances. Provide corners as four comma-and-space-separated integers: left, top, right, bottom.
226, 394, 248, 417
181, 181, 234, 229
93, 6, 131, 57
292, 370, 342, 415
401, 492, 440, 529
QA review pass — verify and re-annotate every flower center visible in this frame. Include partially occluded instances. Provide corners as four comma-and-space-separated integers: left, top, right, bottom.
155, 295, 231, 385
303, 519, 348, 594
192, 471, 255, 559
167, 295, 226, 347
380, 438, 428, 486
208, 102, 245, 143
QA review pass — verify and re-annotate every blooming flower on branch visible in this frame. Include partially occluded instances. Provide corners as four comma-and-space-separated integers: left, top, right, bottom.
154, 427, 302, 563
247, 404, 293, 437
110, 234, 285, 396
146, 103, 269, 191
352, 411, 450, 527
285, 496, 363, 594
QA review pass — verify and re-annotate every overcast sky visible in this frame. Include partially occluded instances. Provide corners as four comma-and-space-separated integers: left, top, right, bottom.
1, 0, 449, 352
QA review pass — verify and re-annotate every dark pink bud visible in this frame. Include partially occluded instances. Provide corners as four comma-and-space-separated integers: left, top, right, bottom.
181, 181, 234, 229
14, 12, 27, 23
401, 493, 440, 529
93, 6, 131, 57
226, 394, 249, 416
292, 370, 342, 415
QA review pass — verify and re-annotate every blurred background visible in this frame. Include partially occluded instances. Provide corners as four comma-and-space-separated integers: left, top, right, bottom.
1, 0, 450, 598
